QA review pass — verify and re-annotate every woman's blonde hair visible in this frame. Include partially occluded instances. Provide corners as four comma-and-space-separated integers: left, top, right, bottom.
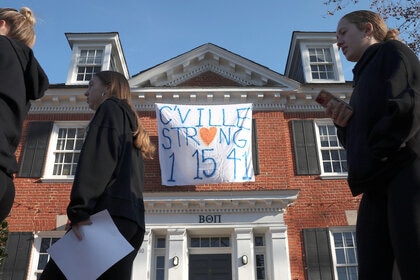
342, 10, 400, 42
95, 71, 156, 160
0, 7, 36, 47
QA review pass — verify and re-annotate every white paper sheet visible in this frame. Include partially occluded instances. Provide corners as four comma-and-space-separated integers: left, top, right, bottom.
47, 210, 134, 280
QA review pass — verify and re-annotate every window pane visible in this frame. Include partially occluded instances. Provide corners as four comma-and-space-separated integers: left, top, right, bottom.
221, 237, 230, 247
334, 232, 343, 247
201, 237, 210, 247
211, 237, 220, 247
37, 254, 48, 270
156, 238, 166, 248
337, 267, 347, 280
344, 232, 354, 246
321, 150, 331, 160
255, 236, 264, 247
56, 139, 65, 150
156, 256, 165, 268
190, 238, 199, 247
256, 254, 265, 266
347, 248, 357, 264
348, 266, 358, 280
40, 238, 50, 253
156, 270, 164, 280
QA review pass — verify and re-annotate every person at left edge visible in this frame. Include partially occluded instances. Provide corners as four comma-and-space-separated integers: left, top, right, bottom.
40, 71, 156, 279
0, 7, 49, 222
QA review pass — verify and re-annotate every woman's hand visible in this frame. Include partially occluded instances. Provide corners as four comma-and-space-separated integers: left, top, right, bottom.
325, 99, 353, 127
71, 219, 93, 241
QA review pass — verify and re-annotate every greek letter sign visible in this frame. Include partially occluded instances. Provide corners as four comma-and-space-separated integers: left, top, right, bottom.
155, 103, 255, 186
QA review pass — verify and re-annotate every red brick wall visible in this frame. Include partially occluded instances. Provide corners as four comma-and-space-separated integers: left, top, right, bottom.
9, 108, 360, 280
8, 95, 360, 279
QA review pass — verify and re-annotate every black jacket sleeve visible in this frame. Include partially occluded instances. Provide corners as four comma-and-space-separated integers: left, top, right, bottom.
367, 41, 420, 159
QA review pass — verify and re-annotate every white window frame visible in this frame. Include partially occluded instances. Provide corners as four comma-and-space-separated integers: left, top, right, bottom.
329, 227, 358, 280
42, 121, 89, 182
254, 235, 266, 280
66, 43, 111, 85
153, 236, 166, 280
300, 43, 344, 83
27, 231, 66, 280
314, 119, 347, 178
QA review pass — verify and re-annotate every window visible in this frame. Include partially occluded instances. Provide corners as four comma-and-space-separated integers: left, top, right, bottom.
190, 237, 230, 248
300, 43, 344, 83
315, 120, 347, 176
330, 229, 358, 280
28, 231, 65, 280
309, 47, 335, 80
76, 49, 103, 81
303, 227, 357, 280
255, 235, 266, 280
43, 122, 88, 181
154, 237, 166, 280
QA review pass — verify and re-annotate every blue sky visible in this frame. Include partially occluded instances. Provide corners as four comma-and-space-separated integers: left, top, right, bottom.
3, 0, 372, 84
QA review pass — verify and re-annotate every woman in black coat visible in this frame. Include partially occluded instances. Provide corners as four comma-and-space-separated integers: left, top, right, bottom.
329, 10, 420, 280
0, 7, 49, 222
40, 71, 155, 279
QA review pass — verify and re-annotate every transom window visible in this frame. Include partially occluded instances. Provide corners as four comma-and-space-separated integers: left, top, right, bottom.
76, 49, 103, 81
330, 229, 358, 280
315, 120, 347, 176
190, 237, 230, 247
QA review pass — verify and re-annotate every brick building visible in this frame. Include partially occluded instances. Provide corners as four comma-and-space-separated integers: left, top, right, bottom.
1, 31, 361, 280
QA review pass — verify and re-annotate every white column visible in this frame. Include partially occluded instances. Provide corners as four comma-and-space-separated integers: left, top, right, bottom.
266, 226, 291, 280
234, 227, 255, 280
167, 228, 188, 280
131, 229, 152, 280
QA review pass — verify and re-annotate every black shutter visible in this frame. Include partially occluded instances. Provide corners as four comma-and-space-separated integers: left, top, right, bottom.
0, 232, 33, 280
291, 120, 320, 175
303, 228, 334, 280
18, 122, 53, 178
252, 118, 260, 175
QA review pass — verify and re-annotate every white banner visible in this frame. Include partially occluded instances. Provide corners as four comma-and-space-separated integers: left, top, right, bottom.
155, 103, 255, 186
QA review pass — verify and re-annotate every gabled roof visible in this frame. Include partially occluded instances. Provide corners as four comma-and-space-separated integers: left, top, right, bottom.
65, 32, 129, 79
129, 43, 300, 90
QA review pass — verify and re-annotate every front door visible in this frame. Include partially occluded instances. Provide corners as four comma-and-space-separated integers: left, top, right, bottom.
189, 254, 232, 280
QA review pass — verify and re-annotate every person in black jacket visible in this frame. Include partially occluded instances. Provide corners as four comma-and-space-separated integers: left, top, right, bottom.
0, 7, 49, 222
40, 71, 155, 279
327, 10, 420, 279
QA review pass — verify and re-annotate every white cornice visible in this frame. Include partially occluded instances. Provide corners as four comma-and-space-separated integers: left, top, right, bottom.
143, 190, 299, 215
29, 85, 352, 114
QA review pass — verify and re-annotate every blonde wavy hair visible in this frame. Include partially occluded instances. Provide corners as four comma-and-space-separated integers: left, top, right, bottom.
95, 71, 156, 160
0, 7, 36, 47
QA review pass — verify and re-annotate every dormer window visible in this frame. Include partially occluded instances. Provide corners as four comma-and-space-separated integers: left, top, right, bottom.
301, 43, 343, 83
284, 32, 345, 84
76, 49, 103, 82
65, 33, 130, 85
308, 47, 335, 80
